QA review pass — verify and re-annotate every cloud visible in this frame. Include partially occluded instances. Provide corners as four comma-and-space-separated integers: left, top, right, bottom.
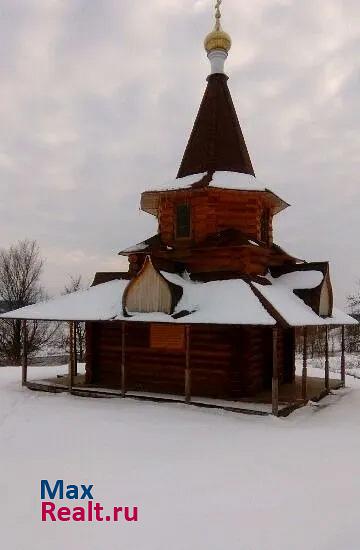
0, 0, 359, 306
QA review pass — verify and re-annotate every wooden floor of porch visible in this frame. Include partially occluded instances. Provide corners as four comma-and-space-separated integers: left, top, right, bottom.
24, 371, 343, 417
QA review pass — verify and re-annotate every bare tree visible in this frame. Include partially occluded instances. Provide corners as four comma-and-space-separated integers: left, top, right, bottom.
348, 280, 360, 315
61, 275, 87, 362
0, 240, 59, 364
347, 282, 360, 353
295, 326, 337, 357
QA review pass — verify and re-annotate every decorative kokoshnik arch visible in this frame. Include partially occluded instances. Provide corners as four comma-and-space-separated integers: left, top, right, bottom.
122, 256, 183, 316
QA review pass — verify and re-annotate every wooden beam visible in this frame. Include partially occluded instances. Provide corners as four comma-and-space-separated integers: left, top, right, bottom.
73, 322, 78, 377
69, 321, 74, 392
341, 325, 346, 387
272, 327, 279, 417
302, 326, 308, 401
185, 325, 191, 404
21, 320, 28, 387
72, 321, 77, 385
121, 322, 126, 397
324, 326, 330, 392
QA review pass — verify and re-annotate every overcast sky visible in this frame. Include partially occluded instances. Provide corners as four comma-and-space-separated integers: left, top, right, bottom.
0, 0, 359, 307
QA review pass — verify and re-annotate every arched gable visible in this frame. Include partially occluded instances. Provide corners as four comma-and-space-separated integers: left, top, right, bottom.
123, 257, 182, 315
319, 271, 333, 318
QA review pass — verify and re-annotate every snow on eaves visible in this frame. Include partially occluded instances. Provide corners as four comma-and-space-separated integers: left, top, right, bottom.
0, 271, 356, 326
0, 276, 274, 325
0, 280, 128, 321
254, 272, 357, 326
211, 172, 265, 191
120, 241, 149, 254
144, 171, 266, 193
143, 172, 289, 214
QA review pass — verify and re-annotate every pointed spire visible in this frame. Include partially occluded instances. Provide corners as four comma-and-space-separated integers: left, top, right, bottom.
177, 75, 254, 178
177, 3, 254, 179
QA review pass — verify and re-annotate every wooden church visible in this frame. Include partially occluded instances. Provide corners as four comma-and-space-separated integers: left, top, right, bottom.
2, 3, 357, 415
84, 6, 349, 401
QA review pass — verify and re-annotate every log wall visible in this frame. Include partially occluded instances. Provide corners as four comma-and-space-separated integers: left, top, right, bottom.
85, 323, 294, 399
158, 188, 274, 247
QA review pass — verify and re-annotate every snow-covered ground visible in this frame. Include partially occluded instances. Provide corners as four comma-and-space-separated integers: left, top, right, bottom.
1, 363, 360, 550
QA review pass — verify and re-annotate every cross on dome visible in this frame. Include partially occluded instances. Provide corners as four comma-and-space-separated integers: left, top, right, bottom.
204, 0, 232, 55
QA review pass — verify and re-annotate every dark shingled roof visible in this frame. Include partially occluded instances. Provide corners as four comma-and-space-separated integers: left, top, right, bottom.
119, 229, 298, 262
92, 272, 132, 287
177, 73, 255, 178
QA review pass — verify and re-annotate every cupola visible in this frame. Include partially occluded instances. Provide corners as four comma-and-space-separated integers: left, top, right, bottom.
204, 0, 232, 75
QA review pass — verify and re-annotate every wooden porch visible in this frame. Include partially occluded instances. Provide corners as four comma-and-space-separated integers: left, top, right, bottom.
24, 370, 343, 418
20, 321, 347, 417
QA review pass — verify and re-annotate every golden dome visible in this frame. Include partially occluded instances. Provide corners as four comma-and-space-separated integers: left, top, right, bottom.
204, 1, 232, 53
204, 27, 232, 53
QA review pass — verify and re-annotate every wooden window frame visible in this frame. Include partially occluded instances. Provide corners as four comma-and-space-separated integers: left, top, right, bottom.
175, 203, 191, 240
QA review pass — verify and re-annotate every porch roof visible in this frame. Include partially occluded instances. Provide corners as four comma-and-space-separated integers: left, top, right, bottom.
0, 277, 275, 325
0, 271, 356, 327
253, 274, 356, 327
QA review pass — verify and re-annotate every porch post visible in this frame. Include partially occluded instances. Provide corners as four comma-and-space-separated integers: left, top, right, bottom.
341, 325, 346, 387
272, 327, 279, 417
21, 320, 28, 387
324, 326, 330, 392
72, 321, 77, 385
302, 326, 308, 401
73, 322, 78, 377
121, 322, 126, 397
185, 325, 191, 404
68, 321, 74, 392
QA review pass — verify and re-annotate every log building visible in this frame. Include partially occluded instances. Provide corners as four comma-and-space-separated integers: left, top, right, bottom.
83, 5, 355, 403
2, 3, 357, 415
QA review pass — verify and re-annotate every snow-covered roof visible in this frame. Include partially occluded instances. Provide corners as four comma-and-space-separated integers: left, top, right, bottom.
142, 172, 289, 215
162, 272, 274, 325
0, 275, 274, 325
0, 271, 356, 327
0, 280, 129, 322
254, 272, 356, 326
145, 172, 266, 193
120, 242, 148, 254
272, 271, 323, 290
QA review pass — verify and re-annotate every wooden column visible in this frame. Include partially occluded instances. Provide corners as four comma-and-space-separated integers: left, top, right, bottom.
21, 320, 28, 387
72, 321, 77, 384
302, 326, 308, 401
341, 325, 346, 387
185, 325, 191, 404
121, 322, 126, 397
84, 322, 93, 385
324, 326, 330, 392
73, 322, 78, 377
68, 321, 75, 392
272, 327, 279, 417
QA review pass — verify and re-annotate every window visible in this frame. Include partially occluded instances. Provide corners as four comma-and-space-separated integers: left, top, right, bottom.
150, 324, 185, 350
260, 209, 270, 245
176, 203, 191, 238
